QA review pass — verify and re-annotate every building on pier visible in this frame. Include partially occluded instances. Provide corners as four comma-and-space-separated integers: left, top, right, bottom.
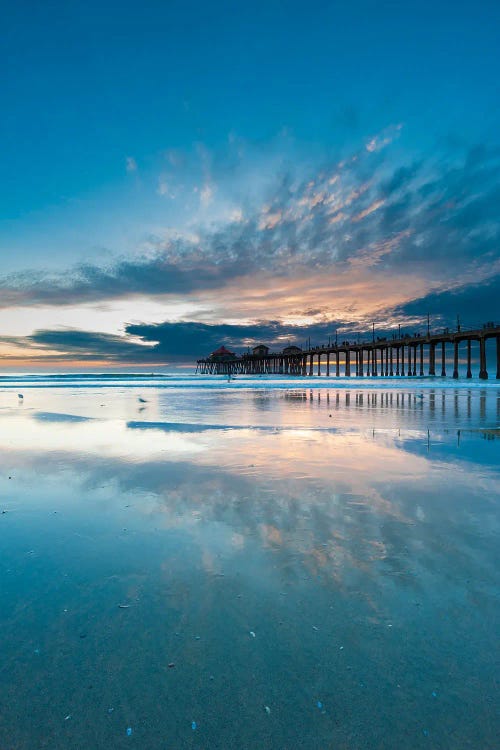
252, 344, 270, 356
209, 345, 237, 361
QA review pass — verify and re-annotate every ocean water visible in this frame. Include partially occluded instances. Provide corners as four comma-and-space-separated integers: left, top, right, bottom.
0, 375, 498, 749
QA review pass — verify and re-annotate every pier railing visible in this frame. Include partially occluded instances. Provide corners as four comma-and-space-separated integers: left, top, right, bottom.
196, 323, 500, 379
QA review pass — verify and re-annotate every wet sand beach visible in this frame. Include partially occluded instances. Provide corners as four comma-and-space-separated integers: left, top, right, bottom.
0, 377, 499, 749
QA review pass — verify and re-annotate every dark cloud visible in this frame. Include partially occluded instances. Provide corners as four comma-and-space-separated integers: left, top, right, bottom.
0, 256, 227, 307
125, 320, 359, 360
29, 329, 158, 359
393, 273, 500, 329
2, 319, 362, 365
0, 328, 161, 364
380, 161, 422, 196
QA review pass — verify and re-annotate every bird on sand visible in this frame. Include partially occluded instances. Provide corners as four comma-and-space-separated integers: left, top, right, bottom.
138, 397, 147, 403
18, 394, 24, 400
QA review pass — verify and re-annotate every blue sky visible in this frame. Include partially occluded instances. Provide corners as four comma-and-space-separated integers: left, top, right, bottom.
1, 0, 499, 367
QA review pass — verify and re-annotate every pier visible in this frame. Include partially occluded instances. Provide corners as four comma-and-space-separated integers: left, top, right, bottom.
196, 322, 500, 379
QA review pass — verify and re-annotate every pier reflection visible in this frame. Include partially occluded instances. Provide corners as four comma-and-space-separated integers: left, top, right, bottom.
281, 387, 500, 432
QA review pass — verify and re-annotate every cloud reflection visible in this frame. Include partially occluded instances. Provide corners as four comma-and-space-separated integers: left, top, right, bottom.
1, 388, 499, 594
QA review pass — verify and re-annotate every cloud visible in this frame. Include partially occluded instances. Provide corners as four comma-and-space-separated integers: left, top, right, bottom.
157, 176, 177, 198
126, 156, 137, 173
19, 328, 157, 364
0, 319, 357, 365
351, 199, 385, 222
126, 320, 298, 359
200, 183, 214, 208
0, 134, 499, 334
392, 273, 500, 329
2, 272, 497, 367
365, 124, 402, 152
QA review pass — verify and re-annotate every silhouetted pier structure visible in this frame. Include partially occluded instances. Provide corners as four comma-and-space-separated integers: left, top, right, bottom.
196, 322, 500, 379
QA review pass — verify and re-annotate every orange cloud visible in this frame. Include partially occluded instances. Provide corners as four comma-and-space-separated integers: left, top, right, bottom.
352, 199, 385, 222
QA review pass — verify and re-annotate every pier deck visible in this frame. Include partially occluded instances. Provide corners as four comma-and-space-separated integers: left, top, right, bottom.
196, 323, 500, 379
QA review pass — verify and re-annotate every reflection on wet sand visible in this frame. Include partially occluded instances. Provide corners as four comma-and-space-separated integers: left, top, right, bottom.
0, 385, 498, 749
1, 391, 498, 591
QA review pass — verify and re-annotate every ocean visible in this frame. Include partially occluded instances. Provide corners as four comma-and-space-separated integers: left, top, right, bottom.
0, 374, 498, 749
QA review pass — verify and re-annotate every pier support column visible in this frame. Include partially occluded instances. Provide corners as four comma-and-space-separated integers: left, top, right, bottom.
441, 341, 446, 377
326, 353, 330, 377
380, 349, 384, 376
336, 351, 340, 377
345, 350, 351, 377
412, 346, 417, 376
496, 336, 500, 379
479, 337, 488, 379
309, 354, 313, 376
420, 343, 424, 376
396, 347, 400, 375
372, 349, 377, 376
429, 342, 436, 376
390, 347, 394, 376
359, 349, 364, 376
366, 349, 371, 376
317, 353, 321, 376
385, 348, 389, 376
401, 345, 405, 376
453, 341, 459, 379
466, 340, 472, 378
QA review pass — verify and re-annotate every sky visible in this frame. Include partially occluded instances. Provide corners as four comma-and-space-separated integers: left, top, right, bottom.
1, 0, 499, 369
